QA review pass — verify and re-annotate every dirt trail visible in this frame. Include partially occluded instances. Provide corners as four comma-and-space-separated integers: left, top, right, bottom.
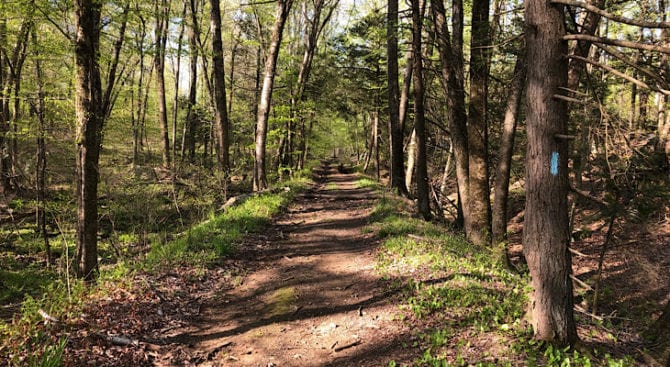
174, 163, 412, 366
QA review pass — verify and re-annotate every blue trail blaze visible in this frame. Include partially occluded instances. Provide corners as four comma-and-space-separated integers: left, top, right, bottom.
550, 151, 559, 176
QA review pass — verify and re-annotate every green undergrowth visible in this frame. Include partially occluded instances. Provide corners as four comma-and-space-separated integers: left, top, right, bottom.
0, 178, 308, 366
368, 194, 636, 367
145, 178, 307, 269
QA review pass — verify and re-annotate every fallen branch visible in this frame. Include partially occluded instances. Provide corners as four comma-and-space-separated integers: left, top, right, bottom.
574, 304, 603, 321
332, 339, 361, 352
568, 247, 589, 257
38, 309, 59, 324
570, 274, 594, 291
569, 185, 609, 207
95, 333, 140, 347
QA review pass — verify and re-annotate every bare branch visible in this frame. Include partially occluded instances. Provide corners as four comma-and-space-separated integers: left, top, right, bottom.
593, 43, 669, 89
567, 54, 670, 95
563, 34, 670, 54
552, 0, 670, 28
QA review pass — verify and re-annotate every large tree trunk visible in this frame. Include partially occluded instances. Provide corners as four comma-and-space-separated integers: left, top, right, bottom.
74, 0, 104, 281
492, 55, 526, 249
253, 0, 293, 191
432, 0, 469, 229
523, 0, 577, 345
466, 0, 492, 245
387, 0, 408, 195
411, 0, 431, 220
154, 0, 171, 169
210, 0, 230, 172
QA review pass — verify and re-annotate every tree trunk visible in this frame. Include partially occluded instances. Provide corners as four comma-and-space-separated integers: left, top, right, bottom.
291, 0, 335, 171
0, 15, 30, 193
523, 0, 577, 345
74, 0, 103, 281
405, 128, 417, 191
432, 0, 469, 229
399, 45, 413, 137
154, 0, 171, 169
411, 0, 431, 220
387, 0, 408, 195
133, 11, 148, 165
0, 17, 8, 194
467, 0, 492, 245
182, 0, 200, 162
172, 3, 186, 167
253, 0, 293, 191
32, 27, 50, 265
210, 0, 230, 172
492, 55, 526, 250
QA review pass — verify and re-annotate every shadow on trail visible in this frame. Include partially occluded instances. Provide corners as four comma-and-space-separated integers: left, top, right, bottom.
162, 163, 420, 365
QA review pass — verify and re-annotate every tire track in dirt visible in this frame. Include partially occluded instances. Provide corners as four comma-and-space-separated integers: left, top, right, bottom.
173, 163, 413, 366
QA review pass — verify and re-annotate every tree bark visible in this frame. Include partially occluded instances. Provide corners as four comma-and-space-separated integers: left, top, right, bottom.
294, 0, 335, 170
0, 15, 31, 193
254, 0, 293, 191
387, 0, 408, 195
523, 0, 578, 344
405, 128, 417, 190
492, 55, 526, 248
411, 0, 431, 220
154, 0, 171, 169
172, 3, 186, 167
32, 23, 50, 265
432, 0, 469, 229
210, 0, 230, 172
182, 0, 200, 162
132, 9, 148, 165
467, 0, 492, 245
74, 0, 103, 281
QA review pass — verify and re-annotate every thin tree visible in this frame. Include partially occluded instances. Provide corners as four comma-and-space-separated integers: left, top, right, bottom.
253, 0, 293, 191
523, 0, 578, 344
467, 0, 492, 245
411, 0, 431, 220
432, 0, 469, 228
210, 0, 230, 171
387, 0, 408, 195
74, 0, 104, 281
74, 0, 129, 281
491, 54, 526, 256
32, 21, 50, 265
154, 0, 171, 169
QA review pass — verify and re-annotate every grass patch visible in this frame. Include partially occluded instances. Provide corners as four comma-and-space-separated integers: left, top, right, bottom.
146, 179, 307, 268
371, 195, 636, 366
356, 177, 379, 189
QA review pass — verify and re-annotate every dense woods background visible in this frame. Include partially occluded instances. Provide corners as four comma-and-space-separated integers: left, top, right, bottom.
0, 0, 668, 365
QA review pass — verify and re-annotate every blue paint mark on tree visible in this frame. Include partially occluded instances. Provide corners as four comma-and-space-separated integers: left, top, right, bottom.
550, 151, 559, 176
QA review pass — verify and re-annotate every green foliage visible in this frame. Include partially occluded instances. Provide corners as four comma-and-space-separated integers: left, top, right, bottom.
369, 193, 637, 366
28, 338, 66, 367
355, 177, 379, 189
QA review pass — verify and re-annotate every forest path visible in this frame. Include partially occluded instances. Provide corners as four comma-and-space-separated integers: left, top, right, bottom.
174, 163, 412, 366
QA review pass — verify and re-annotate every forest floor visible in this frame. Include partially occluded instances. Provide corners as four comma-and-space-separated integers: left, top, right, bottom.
157, 163, 413, 366
3, 162, 668, 366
